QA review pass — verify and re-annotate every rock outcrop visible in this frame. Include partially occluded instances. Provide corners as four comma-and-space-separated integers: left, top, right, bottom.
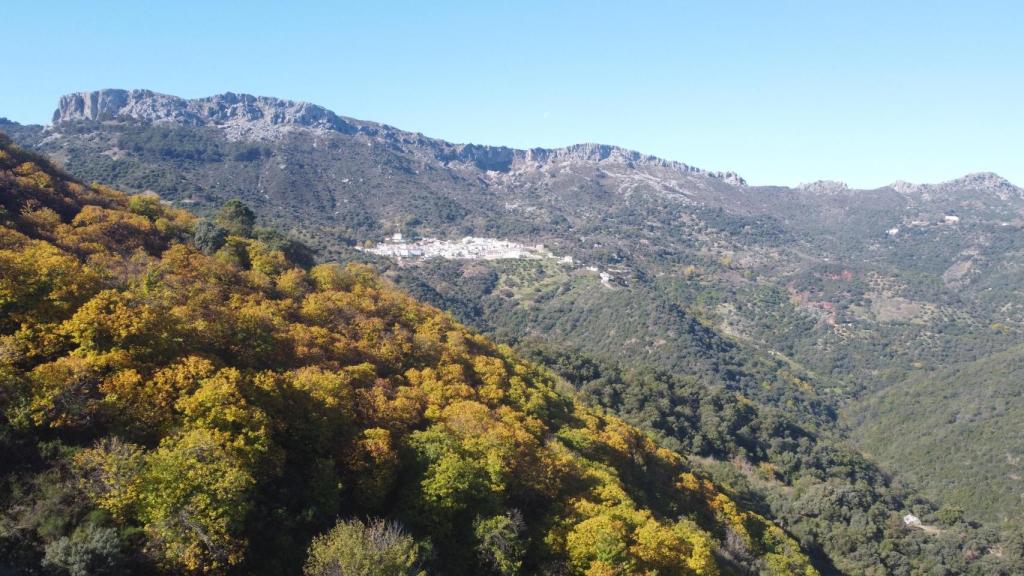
890, 172, 1020, 199
54, 89, 358, 139
797, 180, 850, 194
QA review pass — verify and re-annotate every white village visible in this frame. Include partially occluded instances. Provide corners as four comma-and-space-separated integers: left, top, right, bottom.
357, 234, 628, 288
359, 233, 575, 264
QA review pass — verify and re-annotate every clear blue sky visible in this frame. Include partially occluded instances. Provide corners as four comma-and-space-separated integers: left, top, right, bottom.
3, 0, 1022, 188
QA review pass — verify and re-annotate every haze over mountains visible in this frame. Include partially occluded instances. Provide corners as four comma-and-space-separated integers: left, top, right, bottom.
3, 89, 1024, 574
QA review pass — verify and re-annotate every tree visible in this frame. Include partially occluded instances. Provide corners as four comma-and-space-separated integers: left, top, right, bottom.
256, 227, 316, 268
351, 428, 399, 509
565, 514, 632, 574
304, 518, 425, 576
474, 510, 526, 576
194, 219, 227, 254
42, 522, 127, 576
136, 428, 255, 574
406, 428, 491, 523
215, 199, 256, 238
937, 506, 965, 527
127, 192, 164, 221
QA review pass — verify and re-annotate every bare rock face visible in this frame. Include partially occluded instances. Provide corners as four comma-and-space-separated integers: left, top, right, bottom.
890, 180, 921, 195
53, 89, 357, 139
55, 90, 134, 123
433, 141, 746, 184
797, 180, 850, 195
510, 143, 745, 184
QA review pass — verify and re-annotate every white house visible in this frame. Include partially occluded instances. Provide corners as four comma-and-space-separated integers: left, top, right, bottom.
903, 514, 922, 527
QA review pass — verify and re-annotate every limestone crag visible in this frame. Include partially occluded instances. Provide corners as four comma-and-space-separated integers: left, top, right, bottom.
54, 89, 357, 139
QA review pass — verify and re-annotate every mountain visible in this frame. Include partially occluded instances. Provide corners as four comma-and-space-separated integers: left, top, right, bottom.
49, 89, 744, 180
0, 133, 824, 576
4, 90, 1024, 572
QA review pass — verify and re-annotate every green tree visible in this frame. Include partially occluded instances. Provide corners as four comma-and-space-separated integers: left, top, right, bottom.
42, 522, 127, 576
304, 518, 425, 576
194, 219, 228, 254
126, 192, 164, 221
473, 511, 526, 576
937, 506, 965, 526
215, 199, 256, 238
137, 428, 256, 574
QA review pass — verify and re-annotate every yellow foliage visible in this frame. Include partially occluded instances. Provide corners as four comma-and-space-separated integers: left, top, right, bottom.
14, 161, 54, 189
73, 438, 145, 522
28, 353, 127, 428
350, 427, 399, 506
101, 356, 215, 432
175, 368, 274, 466
566, 515, 632, 574
138, 428, 255, 574
276, 267, 313, 299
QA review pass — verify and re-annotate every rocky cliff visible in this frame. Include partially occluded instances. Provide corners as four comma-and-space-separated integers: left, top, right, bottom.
54, 89, 359, 138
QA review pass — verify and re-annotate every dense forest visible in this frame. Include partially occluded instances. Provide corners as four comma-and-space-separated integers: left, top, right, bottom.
0, 134, 830, 575
517, 343, 1023, 575
851, 343, 1024, 526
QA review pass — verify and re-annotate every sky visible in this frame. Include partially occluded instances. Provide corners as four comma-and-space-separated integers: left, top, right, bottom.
3, 0, 1022, 188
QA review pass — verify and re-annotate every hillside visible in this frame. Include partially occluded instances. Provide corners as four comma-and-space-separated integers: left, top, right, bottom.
851, 343, 1024, 526
0, 135, 830, 575
5, 88, 1024, 572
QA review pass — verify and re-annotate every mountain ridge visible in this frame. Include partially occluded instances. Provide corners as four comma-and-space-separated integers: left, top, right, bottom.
51, 88, 748, 184
44, 88, 1020, 192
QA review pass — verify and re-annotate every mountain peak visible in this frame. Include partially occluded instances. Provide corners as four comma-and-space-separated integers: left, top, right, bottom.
890, 172, 1019, 195
797, 179, 849, 194
943, 171, 1017, 191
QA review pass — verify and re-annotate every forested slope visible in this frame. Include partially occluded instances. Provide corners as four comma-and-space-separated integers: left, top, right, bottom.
852, 344, 1024, 526
517, 343, 1022, 576
0, 134, 825, 575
